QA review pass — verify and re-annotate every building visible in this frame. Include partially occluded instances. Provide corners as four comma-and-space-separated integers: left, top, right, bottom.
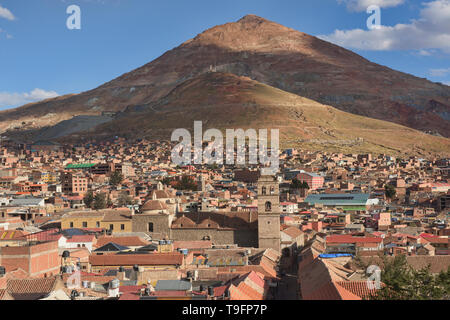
257, 175, 281, 253
61, 209, 132, 233
0, 241, 60, 278
61, 172, 89, 195
304, 193, 369, 212
325, 235, 383, 255
88, 253, 184, 273
296, 171, 324, 190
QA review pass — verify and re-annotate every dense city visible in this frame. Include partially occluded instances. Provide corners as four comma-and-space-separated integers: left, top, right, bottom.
0, 137, 448, 300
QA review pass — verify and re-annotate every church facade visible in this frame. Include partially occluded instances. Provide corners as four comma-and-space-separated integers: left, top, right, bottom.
131, 175, 281, 252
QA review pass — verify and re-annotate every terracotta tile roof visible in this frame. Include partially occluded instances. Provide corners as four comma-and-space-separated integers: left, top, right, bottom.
141, 200, 168, 211
119, 285, 145, 293
6, 277, 60, 300
234, 282, 263, 300
172, 216, 196, 228
89, 253, 183, 267
23, 229, 62, 242
173, 240, 212, 250
0, 230, 28, 241
151, 190, 174, 199
69, 248, 91, 259
0, 289, 13, 300
172, 211, 257, 230
218, 265, 277, 280
336, 281, 381, 299
333, 282, 362, 300
67, 235, 95, 243
213, 285, 229, 297
102, 209, 132, 222
119, 292, 140, 300
96, 236, 149, 248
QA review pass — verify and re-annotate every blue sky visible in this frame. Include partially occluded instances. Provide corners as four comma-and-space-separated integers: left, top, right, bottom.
1, 0, 449, 109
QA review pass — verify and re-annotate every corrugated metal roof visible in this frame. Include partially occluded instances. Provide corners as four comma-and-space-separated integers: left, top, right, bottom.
65, 163, 96, 169
154, 280, 192, 291
305, 193, 369, 206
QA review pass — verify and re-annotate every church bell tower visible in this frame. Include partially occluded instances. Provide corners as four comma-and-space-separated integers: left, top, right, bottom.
257, 175, 281, 253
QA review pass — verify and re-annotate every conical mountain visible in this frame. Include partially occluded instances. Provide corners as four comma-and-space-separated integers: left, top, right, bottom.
1, 15, 449, 155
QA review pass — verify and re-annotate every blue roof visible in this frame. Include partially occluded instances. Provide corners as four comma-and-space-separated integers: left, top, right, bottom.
305, 193, 369, 206
319, 254, 353, 259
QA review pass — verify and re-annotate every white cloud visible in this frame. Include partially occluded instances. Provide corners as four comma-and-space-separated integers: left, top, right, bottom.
320, 0, 450, 52
417, 49, 433, 56
0, 89, 59, 108
0, 5, 15, 20
0, 28, 12, 39
429, 68, 450, 77
337, 0, 405, 12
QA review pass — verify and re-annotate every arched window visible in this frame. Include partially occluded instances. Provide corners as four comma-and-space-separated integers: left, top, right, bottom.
265, 201, 272, 212
203, 235, 211, 241
261, 186, 267, 195
148, 222, 154, 232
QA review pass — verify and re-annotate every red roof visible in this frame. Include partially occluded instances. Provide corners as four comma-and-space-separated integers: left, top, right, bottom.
67, 235, 95, 243
119, 292, 140, 300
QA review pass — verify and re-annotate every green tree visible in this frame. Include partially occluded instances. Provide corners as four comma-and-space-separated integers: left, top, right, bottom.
368, 255, 449, 300
109, 170, 124, 187
107, 194, 113, 208
385, 184, 396, 199
290, 178, 303, 189
83, 190, 94, 209
176, 175, 198, 191
93, 193, 107, 210
118, 192, 134, 207
290, 178, 309, 190
161, 177, 172, 186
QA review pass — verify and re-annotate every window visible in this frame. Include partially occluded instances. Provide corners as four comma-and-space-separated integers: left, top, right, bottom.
110, 224, 114, 230
270, 186, 275, 194
261, 186, 266, 195
148, 222, 154, 232
265, 201, 272, 212
70, 222, 74, 228
82, 222, 87, 228
121, 224, 125, 230
96, 221, 100, 228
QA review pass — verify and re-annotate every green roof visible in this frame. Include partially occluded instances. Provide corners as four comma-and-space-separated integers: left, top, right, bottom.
65, 163, 96, 169
305, 193, 369, 206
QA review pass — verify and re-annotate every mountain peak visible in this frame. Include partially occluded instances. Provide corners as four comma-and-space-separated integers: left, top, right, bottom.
237, 14, 268, 24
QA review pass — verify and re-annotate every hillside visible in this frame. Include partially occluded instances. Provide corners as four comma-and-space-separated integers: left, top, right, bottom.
87, 72, 450, 157
1, 14, 449, 157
